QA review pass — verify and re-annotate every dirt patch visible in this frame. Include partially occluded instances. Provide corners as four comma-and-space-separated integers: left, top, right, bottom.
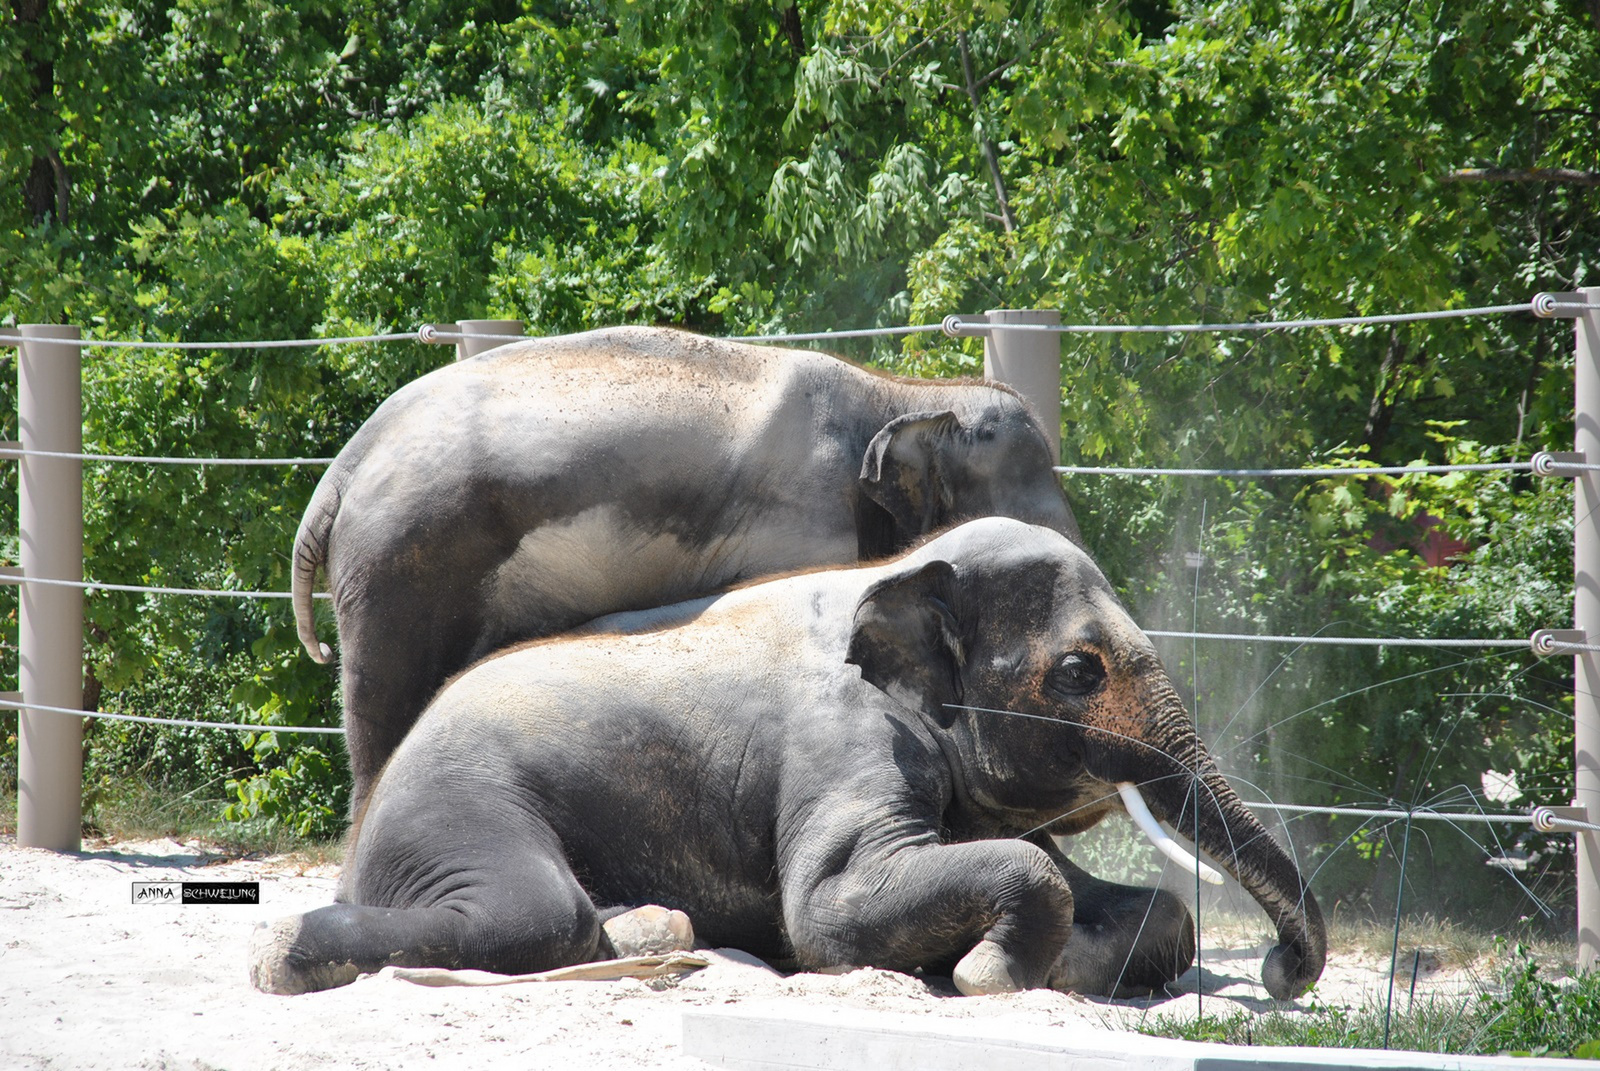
0, 835, 1484, 1070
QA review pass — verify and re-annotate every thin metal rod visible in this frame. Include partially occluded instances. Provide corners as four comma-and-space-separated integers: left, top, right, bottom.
0, 445, 332, 465
954, 302, 1535, 334
733, 323, 948, 343
1242, 799, 1600, 830
0, 697, 343, 735
1055, 462, 1531, 478
1383, 813, 1414, 1049
28, 332, 419, 350
0, 574, 329, 600
1146, 629, 1528, 648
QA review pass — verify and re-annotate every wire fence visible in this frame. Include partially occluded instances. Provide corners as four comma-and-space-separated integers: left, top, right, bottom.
2, 297, 1569, 353
0, 696, 342, 735
3, 295, 1593, 833
1055, 461, 1535, 478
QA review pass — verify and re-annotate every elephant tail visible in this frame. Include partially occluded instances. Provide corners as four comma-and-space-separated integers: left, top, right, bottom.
292, 472, 341, 664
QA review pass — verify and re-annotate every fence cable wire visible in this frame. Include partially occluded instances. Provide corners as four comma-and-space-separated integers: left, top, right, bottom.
944, 302, 1537, 336
0, 574, 330, 600
0, 332, 420, 350
1245, 799, 1600, 834
0, 445, 334, 466
0, 574, 1562, 646
0, 697, 343, 735
1145, 630, 1529, 649
1056, 461, 1534, 478
0, 298, 1547, 355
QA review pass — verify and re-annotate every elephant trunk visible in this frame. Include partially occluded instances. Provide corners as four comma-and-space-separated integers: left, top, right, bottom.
1126, 704, 1327, 1001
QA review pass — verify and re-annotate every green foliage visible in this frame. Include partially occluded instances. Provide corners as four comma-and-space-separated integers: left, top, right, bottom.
1476, 942, 1600, 1058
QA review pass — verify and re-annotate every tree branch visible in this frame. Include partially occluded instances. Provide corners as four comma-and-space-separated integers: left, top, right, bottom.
973, 30, 1056, 92
1443, 167, 1600, 187
957, 30, 1016, 234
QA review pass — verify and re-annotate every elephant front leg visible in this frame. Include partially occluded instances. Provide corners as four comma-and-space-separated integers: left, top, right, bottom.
1034, 835, 1196, 996
784, 839, 1073, 995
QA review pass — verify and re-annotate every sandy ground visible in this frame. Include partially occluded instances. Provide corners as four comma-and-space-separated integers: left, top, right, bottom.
0, 834, 1485, 1071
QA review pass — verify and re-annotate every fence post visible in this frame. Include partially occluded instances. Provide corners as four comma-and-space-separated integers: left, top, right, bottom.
453, 319, 524, 362
982, 309, 1063, 462
16, 324, 84, 852
1565, 286, 1600, 971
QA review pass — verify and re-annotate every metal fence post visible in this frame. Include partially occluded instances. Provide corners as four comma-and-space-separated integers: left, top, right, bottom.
453, 319, 524, 362
982, 309, 1063, 462
16, 324, 84, 852
1566, 287, 1600, 971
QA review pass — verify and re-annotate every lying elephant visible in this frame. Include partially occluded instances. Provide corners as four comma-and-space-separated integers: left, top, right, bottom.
292, 326, 1081, 814
256, 518, 1325, 1001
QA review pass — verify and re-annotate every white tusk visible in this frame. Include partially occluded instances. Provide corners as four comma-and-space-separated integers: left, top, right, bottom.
1117, 782, 1225, 885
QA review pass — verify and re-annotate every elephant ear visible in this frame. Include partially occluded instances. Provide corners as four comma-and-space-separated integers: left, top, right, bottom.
859, 411, 962, 538
845, 559, 967, 722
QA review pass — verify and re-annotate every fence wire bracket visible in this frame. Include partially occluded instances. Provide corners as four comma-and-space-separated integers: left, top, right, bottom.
1532, 804, 1592, 833
1532, 628, 1588, 656
1535, 291, 1594, 319
941, 314, 989, 338
1534, 450, 1588, 476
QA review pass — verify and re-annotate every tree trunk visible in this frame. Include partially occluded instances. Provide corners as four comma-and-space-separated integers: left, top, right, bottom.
779, 4, 805, 56
17, 0, 70, 227
1362, 330, 1407, 457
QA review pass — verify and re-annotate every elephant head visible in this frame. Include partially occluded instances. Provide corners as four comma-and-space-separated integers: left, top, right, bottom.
858, 405, 1082, 554
846, 521, 1325, 1000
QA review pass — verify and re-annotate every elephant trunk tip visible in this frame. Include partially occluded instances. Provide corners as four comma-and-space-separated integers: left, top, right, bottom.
1262, 939, 1323, 1002
314, 640, 333, 664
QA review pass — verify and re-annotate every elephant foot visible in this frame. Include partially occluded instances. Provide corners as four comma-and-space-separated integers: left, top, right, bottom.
601, 905, 695, 958
1049, 909, 1196, 997
952, 940, 1022, 996
250, 916, 361, 996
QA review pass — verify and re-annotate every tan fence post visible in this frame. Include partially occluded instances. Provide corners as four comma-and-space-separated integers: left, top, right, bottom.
16, 324, 84, 852
981, 309, 1063, 462
453, 319, 524, 362
1567, 287, 1600, 970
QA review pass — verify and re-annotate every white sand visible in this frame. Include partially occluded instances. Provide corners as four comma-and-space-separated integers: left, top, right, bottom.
0, 835, 1477, 1070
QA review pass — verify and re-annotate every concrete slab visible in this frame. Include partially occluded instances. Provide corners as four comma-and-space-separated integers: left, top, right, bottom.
681, 1003, 1593, 1071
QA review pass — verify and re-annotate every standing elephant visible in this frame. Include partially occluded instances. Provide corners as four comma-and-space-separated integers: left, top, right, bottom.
292, 326, 1081, 814
255, 518, 1326, 1001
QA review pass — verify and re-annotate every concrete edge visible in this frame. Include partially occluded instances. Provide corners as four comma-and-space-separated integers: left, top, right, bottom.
681, 1003, 1592, 1071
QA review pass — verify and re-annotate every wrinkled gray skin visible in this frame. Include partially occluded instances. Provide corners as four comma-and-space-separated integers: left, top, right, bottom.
256, 519, 1325, 1002
292, 327, 1081, 815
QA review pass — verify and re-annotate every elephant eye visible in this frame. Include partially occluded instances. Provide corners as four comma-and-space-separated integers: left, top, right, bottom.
1045, 652, 1105, 699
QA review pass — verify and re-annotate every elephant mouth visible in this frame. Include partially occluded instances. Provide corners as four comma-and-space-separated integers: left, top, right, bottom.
1117, 782, 1223, 886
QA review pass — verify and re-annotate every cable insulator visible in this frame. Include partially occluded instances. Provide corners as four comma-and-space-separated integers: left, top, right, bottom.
942, 315, 982, 338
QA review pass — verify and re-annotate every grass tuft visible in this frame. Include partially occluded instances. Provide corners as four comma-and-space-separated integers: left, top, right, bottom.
1144, 940, 1600, 1058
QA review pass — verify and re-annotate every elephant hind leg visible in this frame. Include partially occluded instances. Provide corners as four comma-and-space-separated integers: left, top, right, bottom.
252, 850, 605, 995
1048, 853, 1196, 997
